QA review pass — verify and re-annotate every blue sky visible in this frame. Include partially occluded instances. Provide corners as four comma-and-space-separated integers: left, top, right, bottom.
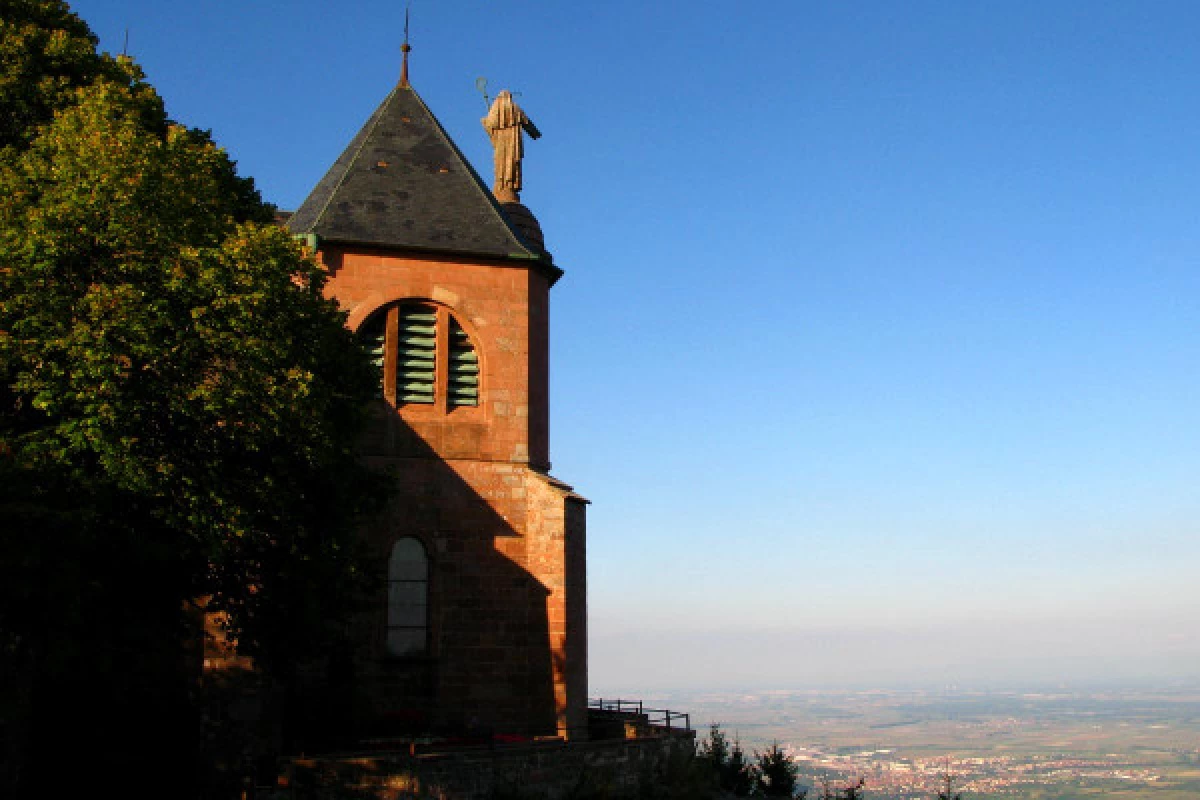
72, 1, 1199, 689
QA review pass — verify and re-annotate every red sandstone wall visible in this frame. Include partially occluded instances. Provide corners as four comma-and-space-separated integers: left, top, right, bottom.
324, 245, 549, 469
322, 244, 584, 739
525, 473, 589, 738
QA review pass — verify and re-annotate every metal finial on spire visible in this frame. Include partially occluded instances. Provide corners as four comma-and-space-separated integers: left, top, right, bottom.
400, 5, 412, 87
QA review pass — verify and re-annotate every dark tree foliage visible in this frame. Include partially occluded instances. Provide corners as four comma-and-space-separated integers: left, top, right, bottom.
0, 2, 384, 796
635, 740, 720, 800
726, 736, 755, 797
841, 778, 866, 800
817, 777, 865, 800
0, 0, 127, 148
756, 741, 802, 798
936, 773, 962, 800
697, 724, 755, 796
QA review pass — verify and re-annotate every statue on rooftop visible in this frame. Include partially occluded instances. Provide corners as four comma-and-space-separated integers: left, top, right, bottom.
482, 90, 541, 204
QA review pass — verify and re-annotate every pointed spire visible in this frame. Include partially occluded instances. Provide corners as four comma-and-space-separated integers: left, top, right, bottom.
287, 82, 551, 265
400, 6, 412, 87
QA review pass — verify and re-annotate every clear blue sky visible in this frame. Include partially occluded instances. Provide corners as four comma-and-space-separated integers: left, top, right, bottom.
72, 0, 1199, 690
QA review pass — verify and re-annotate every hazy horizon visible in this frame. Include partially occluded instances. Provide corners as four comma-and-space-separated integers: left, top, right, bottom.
590, 613, 1199, 691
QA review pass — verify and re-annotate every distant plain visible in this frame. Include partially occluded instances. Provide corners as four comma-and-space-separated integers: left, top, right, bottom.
595, 685, 1200, 799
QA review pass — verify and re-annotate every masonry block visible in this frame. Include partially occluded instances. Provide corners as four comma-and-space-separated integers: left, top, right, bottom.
316, 244, 589, 741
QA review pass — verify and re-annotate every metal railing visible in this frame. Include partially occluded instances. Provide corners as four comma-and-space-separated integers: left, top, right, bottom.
588, 697, 691, 733
645, 708, 691, 732
590, 697, 643, 715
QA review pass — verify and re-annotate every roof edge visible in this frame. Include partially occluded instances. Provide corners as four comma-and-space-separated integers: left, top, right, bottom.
405, 87, 546, 262
314, 235, 564, 285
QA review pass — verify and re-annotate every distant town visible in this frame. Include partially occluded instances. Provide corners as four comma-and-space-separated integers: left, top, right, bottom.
601, 685, 1200, 799
790, 744, 1167, 797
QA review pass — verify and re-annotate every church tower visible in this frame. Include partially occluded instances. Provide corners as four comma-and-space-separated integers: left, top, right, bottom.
287, 61, 587, 739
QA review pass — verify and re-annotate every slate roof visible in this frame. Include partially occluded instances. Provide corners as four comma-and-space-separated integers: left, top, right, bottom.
287, 83, 550, 265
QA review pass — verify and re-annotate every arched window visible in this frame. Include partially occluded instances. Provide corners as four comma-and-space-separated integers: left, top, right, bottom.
360, 302, 479, 409
387, 538, 429, 656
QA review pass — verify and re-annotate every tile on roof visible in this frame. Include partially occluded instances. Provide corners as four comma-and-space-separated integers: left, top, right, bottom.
287, 83, 549, 265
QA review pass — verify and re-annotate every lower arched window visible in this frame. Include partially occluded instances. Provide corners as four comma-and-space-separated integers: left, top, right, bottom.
387, 538, 429, 656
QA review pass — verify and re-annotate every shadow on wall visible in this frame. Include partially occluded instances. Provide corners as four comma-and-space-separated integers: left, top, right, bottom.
331, 399, 558, 742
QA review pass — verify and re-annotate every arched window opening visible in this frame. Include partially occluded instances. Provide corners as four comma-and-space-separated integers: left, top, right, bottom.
387, 537, 429, 656
359, 302, 480, 410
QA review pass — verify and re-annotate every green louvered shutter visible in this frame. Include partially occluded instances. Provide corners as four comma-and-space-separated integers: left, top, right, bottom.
360, 313, 387, 397
397, 306, 436, 404
448, 317, 479, 408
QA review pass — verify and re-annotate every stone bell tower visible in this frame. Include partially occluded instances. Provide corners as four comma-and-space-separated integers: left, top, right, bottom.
286, 55, 587, 739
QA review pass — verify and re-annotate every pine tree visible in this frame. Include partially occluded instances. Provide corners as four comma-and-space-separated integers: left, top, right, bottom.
697, 724, 755, 796
937, 772, 962, 800
726, 734, 755, 796
756, 741, 802, 797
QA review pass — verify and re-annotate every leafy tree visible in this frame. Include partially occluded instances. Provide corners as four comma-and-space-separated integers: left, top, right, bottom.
756, 741, 802, 798
0, 1, 383, 795
0, 0, 128, 149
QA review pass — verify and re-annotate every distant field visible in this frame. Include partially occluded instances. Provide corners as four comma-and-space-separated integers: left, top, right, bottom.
600, 685, 1200, 799
1014, 786, 1200, 800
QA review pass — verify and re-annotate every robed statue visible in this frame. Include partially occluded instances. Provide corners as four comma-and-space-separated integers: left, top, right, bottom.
482, 90, 541, 204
